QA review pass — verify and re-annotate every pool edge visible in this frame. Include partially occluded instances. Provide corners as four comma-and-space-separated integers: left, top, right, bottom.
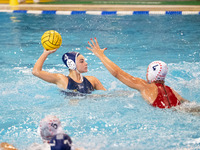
1, 4, 200, 11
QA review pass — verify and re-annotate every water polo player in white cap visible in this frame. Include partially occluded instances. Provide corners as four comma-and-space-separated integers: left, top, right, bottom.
28, 115, 82, 150
32, 48, 106, 94
87, 38, 188, 109
0, 116, 73, 150
39, 115, 64, 143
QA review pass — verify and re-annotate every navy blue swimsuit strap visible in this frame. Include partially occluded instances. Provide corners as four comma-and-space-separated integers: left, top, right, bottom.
67, 76, 94, 94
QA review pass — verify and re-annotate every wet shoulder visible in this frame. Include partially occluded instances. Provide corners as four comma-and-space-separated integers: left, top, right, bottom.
141, 82, 158, 104
56, 74, 69, 89
84, 76, 96, 82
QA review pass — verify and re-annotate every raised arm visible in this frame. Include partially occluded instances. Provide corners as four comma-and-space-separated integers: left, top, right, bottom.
87, 38, 148, 91
32, 49, 67, 89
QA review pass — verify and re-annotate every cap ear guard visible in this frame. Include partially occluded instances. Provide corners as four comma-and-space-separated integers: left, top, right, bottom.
66, 59, 76, 70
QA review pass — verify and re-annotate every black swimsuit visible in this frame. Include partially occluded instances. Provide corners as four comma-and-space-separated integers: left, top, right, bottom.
66, 76, 94, 94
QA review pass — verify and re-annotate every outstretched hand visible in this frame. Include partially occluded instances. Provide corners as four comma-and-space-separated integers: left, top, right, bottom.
86, 38, 107, 57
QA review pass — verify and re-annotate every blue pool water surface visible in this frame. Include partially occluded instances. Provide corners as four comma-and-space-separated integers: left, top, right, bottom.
0, 12, 200, 150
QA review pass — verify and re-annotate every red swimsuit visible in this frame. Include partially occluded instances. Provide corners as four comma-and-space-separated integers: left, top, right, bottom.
152, 83, 181, 109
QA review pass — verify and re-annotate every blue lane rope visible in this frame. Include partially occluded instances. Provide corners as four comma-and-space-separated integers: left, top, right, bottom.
42, 10, 56, 14
166, 11, 182, 15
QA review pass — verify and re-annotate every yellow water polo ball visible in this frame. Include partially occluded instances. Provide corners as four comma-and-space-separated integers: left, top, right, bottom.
41, 30, 62, 50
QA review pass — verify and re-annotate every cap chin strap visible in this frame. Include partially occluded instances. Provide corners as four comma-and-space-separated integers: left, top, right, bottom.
75, 69, 83, 82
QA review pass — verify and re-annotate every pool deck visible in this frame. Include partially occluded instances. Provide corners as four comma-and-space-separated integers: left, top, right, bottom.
1, 4, 200, 11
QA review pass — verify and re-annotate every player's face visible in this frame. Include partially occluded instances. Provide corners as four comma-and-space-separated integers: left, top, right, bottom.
76, 55, 88, 73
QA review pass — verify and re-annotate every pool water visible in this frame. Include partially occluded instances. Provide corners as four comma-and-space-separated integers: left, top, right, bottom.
0, 12, 200, 150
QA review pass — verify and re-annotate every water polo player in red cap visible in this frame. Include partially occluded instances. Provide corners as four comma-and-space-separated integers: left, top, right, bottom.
87, 38, 189, 109
32, 49, 106, 94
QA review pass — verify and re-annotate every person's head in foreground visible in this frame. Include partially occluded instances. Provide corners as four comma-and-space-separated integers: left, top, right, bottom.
40, 115, 64, 143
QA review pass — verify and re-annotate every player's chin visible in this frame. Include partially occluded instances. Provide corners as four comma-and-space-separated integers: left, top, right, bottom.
84, 69, 88, 73
80, 69, 88, 73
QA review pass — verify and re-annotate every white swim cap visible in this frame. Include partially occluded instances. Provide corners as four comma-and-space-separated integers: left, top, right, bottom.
40, 115, 63, 142
146, 61, 168, 83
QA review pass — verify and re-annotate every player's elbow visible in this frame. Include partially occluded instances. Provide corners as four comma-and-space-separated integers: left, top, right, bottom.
32, 68, 39, 77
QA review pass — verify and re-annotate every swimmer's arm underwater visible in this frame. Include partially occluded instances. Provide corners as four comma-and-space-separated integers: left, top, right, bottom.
32, 49, 68, 89
87, 38, 148, 91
